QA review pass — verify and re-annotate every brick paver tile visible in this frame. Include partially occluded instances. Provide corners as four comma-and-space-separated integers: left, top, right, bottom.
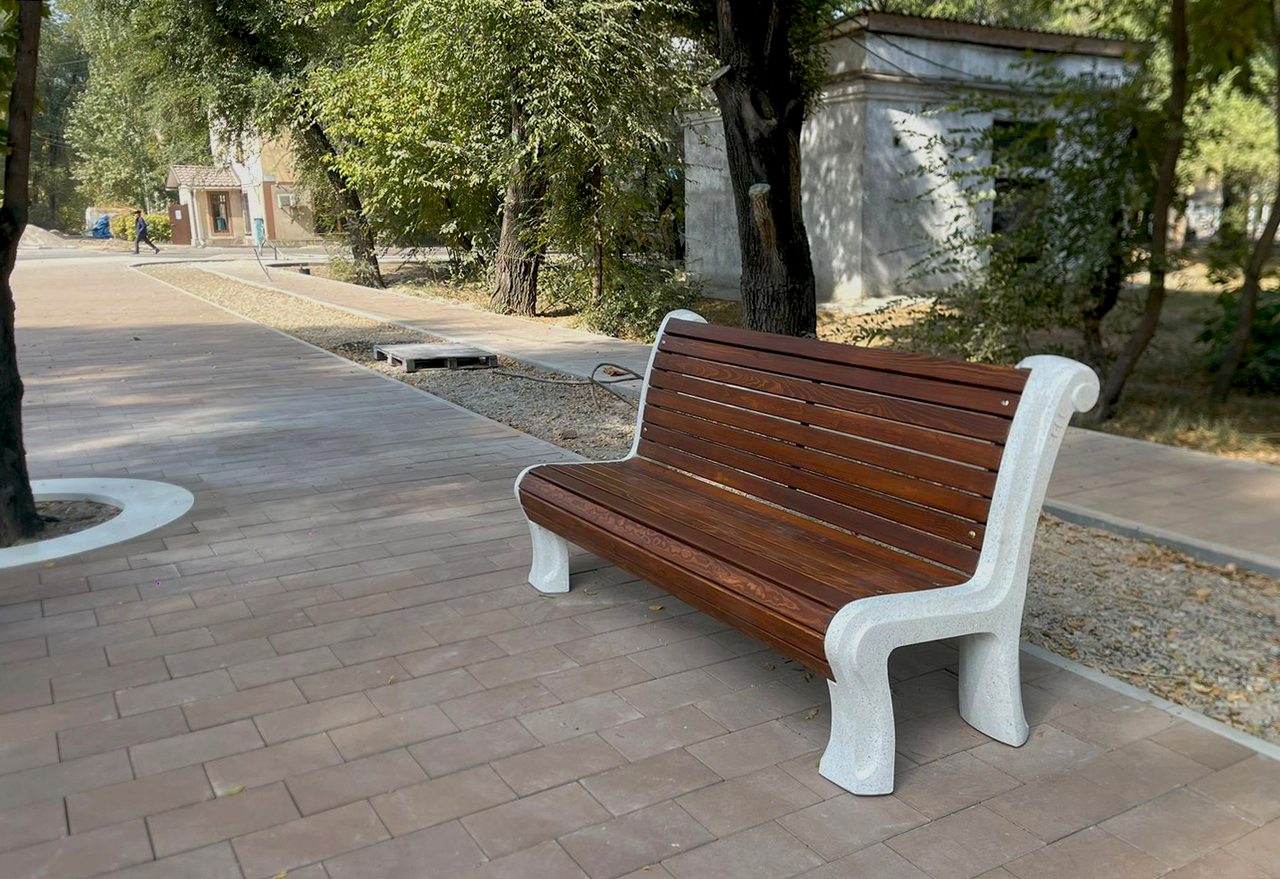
1165, 848, 1277, 879
617, 669, 733, 717
270, 619, 373, 655
396, 636, 505, 677
210, 609, 313, 645
330, 627, 439, 666
968, 724, 1100, 781
205, 733, 343, 795
676, 765, 818, 836
687, 719, 813, 779
887, 805, 1043, 879
5, 819, 152, 879
1191, 754, 1280, 825
0, 674, 52, 713
559, 800, 715, 879
58, 707, 188, 760
1051, 696, 1180, 750
665, 822, 823, 879
795, 843, 930, 879
1005, 827, 1164, 879
488, 618, 591, 656
329, 704, 457, 760
631, 637, 740, 678
520, 692, 642, 745
95, 594, 196, 626
0, 692, 116, 741
165, 638, 276, 678
461, 781, 609, 858
296, 657, 408, 702
106, 630, 216, 665
67, 765, 212, 833
306, 594, 399, 625
151, 601, 251, 635
695, 679, 817, 731
371, 764, 516, 835
183, 680, 306, 730
0, 749, 133, 811
984, 769, 1129, 842
228, 646, 341, 689
467, 840, 588, 879
893, 751, 1022, 820
494, 733, 626, 797
538, 657, 652, 702
91, 843, 243, 879
439, 679, 561, 729
256, 692, 379, 743
1102, 787, 1257, 868
409, 717, 540, 777
1149, 723, 1254, 771
149, 780, 300, 857
232, 800, 391, 879
52, 658, 171, 702
1077, 740, 1213, 807
50, 620, 155, 654
367, 666, 483, 714
778, 793, 926, 861
289, 748, 426, 815
598, 705, 727, 762
0, 798, 66, 854
116, 669, 236, 716
324, 820, 487, 879
469, 645, 578, 688
130, 718, 263, 777
1225, 819, 1280, 875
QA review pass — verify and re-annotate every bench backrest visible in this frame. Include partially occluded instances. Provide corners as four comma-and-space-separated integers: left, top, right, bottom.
635, 318, 1030, 576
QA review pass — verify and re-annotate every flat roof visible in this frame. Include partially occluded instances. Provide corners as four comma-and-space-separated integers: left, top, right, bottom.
832, 11, 1139, 59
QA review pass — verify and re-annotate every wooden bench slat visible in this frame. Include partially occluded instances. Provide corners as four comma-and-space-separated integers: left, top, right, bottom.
642, 406, 992, 523
659, 335, 1023, 417
637, 439, 983, 571
651, 369, 1006, 470
653, 351, 1013, 443
645, 387, 999, 497
664, 319, 1030, 392
551, 460, 960, 590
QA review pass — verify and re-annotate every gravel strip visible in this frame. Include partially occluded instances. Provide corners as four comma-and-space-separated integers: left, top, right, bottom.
141, 263, 1280, 744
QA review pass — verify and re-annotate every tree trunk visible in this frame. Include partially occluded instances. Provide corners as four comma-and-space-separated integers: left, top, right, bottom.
491, 102, 545, 316
0, 3, 43, 547
710, 0, 817, 337
297, 122, 385, 289
1081, 204, 1128, 373
1210, 6, 1280, 410
590, 163, 604, 305
1093, 0, 1188, 420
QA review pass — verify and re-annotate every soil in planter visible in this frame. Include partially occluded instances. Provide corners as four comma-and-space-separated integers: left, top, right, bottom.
9, 499, 123, 547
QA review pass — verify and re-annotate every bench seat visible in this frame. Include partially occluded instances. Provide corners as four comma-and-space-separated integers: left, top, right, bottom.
514, 310, 1098, 794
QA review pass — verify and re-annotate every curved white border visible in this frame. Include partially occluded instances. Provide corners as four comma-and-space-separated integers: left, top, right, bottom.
0, 478, 195, 570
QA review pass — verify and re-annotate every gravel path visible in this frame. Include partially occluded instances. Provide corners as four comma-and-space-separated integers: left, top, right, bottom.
140, 263, 1280, 744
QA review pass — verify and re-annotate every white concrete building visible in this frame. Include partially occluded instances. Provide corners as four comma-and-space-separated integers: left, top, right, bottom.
683, 13, 1136, 310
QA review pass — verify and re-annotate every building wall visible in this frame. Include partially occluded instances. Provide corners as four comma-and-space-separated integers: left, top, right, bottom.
683, 25, 1132, 310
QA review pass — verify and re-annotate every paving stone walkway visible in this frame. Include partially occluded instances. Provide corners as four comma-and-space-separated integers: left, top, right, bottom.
2, 255, 1278, 879
212, 261, 1280, 575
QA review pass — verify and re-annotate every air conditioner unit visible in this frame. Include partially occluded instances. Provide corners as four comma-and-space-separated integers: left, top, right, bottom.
277, 193, 297, 209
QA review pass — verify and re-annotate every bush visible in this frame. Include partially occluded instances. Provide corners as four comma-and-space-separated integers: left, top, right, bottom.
541, 258, 703, 342
109, 211, 171, 242
1199, 287, 1280, 395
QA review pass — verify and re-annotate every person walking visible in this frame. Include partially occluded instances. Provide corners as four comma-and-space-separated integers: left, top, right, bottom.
133, 210, 160, 255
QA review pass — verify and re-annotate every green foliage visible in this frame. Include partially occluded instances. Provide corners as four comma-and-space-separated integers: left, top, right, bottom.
1200, 286, 1280, 394
30, 13, 90, 231
543, 257, 704, 341
108, 211, 170, 241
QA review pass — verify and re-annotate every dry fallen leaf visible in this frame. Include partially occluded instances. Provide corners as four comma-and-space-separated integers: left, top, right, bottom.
272, 872, 289, 879
223, 785, 246, 797
805, 708, 819, 721
387, 676, 396, 685
1190, 681, 1214, 694
648, 605, 663, 611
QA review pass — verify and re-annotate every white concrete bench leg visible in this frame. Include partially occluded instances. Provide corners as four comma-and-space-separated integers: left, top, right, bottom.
958, 627, 1029, 746
820, 651, 897, 795
526, 520, 570, 594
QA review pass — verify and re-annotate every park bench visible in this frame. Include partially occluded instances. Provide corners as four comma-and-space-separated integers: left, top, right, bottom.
514, 310, 1098, 795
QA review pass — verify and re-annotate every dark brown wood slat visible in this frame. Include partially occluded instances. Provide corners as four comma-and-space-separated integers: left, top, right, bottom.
636, 440, 982, 572
643, 406, 992, 522
520, 490, 832, 676
550, 460, 959, 591
637, 425, 985, 548
534, 466, 924, 610
651, 369, 1005, 471
646, 387, 998, 497
660, 335, 1022, 417
652, 351, 1013, 444
520, 482, 834, 651
666, 319, 1030, 393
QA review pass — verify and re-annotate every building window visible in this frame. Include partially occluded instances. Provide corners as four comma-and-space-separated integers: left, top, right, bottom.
209, 191, 230, 233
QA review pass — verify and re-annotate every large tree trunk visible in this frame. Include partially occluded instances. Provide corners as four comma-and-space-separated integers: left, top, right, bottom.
491, 102, 546, 316
1094, 0, 1188, 420
710, 0, 817, 337
297, 122, 385, 289
1210, 7, 1280, 410
0, 3, 43, 547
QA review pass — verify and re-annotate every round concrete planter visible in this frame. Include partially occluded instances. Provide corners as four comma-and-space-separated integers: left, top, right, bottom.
0, 478, 195, 570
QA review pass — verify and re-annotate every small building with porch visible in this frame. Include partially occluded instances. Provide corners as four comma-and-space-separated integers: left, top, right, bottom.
683, 13, 1138, 310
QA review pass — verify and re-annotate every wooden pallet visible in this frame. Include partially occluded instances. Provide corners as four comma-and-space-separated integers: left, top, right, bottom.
373, 343, 498, 373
